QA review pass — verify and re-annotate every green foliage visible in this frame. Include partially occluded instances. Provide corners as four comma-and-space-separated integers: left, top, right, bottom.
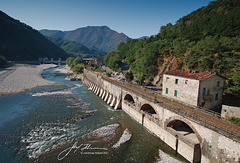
89, 65, 105, 72
227, 116, 240, 126
66, 57, 85, 74
95, 66, 105, 72
66, 57, 75, 67
227, 70, 240, 95
104, 51, 122, 72
72, 57, 82, 68
125, 71, 134, 82
47, 37, 106, 58
112, 38, 160, 82
103, 0, 240, 96
0, 55, 7, 67
72, 63, 84, 73
177, 0, 240, 41
153, 96, 158, 103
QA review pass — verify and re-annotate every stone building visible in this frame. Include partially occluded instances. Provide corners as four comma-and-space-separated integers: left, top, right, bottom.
162, 70, 225, 110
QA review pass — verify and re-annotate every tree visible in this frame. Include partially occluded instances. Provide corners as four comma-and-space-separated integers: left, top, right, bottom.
104, 51, 122, 72
98, 0, 240, 96
72, 63, 84, 73
66, 57, 75, 67
125, 71, 134, 82
72, 57, 82, 68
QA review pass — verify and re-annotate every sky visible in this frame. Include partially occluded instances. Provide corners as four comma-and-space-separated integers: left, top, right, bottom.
0, 0, 214, 38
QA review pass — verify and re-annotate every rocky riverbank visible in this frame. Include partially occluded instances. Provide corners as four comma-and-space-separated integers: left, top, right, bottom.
54, 65, 72, 74
54, 65, 83, 81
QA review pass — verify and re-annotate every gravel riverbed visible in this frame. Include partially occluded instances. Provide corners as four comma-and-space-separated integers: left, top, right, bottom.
0, 64, 57, 95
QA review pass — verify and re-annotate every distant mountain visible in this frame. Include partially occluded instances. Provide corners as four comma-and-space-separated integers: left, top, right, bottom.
0, 11, 67, 61
47, 37, 106, 58
40, 30, 65, 39
138, 36, 149, 40
40, 26, 131, 52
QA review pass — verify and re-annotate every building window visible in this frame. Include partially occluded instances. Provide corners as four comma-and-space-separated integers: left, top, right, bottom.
217, 81, 220, 87
215, 93, 219, 101
166, 88, 168, 94
203, 88, 206, 96
185, 80, 188, 84
174, 90, 177, 97
166, 77, 169, 82
175, 79, 178, 84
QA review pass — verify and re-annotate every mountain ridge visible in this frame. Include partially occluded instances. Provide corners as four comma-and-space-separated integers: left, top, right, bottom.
47, 37, 106, 58
39, 26, 131, 53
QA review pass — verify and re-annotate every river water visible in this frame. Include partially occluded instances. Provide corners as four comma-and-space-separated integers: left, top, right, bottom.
0, 67, 185, 162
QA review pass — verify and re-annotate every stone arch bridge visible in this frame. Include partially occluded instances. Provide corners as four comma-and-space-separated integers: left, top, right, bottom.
83, 68, 240, 163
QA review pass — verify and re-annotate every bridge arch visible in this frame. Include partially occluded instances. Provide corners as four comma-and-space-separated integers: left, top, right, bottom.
165, 116, 202, 162
124, 93, 135, 104
140, 103, 161, 121
164, 116, 202, 143
140, 103, 157, 114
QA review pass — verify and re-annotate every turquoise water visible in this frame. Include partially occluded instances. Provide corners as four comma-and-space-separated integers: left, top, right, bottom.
0, 67, 184, 162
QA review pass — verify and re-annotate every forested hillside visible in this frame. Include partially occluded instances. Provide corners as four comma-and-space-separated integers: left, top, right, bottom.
0, 11, 67, 61
48, 37, 106, 58
104, 0, 240, 95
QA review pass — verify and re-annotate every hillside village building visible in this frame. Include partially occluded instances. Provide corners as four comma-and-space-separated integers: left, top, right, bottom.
162, 70, 225, 110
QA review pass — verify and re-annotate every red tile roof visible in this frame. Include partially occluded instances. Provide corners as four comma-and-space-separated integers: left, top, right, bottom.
164, 70, 219, 81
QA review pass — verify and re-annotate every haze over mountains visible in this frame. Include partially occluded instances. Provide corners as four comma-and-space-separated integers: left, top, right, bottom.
40, 26, 131, 53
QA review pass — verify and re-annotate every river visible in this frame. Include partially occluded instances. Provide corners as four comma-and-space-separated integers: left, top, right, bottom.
0, 66, 185, 162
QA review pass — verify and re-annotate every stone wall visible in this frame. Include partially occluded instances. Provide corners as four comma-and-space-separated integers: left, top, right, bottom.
83, 69, 122, 110
221, 105, 240, 118
84, 69, 240, 163
122, 101, 196, 162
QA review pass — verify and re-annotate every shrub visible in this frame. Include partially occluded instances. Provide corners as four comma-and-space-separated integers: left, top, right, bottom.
153, 96, 158, 103
95, 65, 105, 72
66, 57, 75, 67
227, 116, 240, 126
72, 63, 84, 73
125, 71, 134, 82
72, 57, 82, 68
